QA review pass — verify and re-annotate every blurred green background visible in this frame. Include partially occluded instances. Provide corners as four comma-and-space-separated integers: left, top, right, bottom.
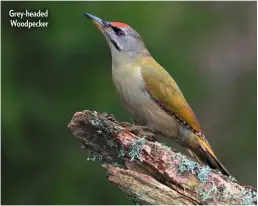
2, 1, 257, 204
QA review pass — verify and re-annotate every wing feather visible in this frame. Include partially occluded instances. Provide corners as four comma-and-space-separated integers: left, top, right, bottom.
141, 61, 201, 134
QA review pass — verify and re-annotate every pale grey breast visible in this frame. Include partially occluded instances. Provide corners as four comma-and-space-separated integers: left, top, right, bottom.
111, 63, 180, 138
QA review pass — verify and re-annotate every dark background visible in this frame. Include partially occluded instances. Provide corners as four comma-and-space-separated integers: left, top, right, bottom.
2, 1, 257, 204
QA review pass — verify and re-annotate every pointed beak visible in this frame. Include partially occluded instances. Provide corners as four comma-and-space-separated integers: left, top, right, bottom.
84, 13, 110, 29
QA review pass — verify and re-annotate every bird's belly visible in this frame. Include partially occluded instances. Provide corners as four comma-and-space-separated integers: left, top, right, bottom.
143, 100, 180, 138
112, 68, 180, 138
145, 106, 194, 147
112, 68, 150, 124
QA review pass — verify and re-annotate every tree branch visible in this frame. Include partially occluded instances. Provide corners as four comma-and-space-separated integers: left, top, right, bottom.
68, 110, 257, 205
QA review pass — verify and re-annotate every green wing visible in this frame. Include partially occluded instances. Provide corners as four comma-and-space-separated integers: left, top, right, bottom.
141, 61, 201, 134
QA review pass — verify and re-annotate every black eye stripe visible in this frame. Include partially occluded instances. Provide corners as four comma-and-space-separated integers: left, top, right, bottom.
112, 26, 125, 36
111, 26, 120, 33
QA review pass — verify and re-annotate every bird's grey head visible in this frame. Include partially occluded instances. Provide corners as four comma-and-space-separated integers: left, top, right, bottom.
84, 13, 149, 59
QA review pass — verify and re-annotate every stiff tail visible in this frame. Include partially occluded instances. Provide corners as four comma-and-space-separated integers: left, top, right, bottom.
189, 135, 231, 176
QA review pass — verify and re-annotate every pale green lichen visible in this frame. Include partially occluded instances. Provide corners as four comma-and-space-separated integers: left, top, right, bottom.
173, 156, 258, 205
172, 152, 212, 184
241, 189, 257, 205
197, 165, 211, 184
210, 181, 218, 194
198, 189, 212, 202
228, 175, 237, 183
106, 139, 117, 148
197, 181, 218, 203
87, 151, 95, 161
234, 188, 257, 205
222, 188, 234, 204
87, 150, 102, 161
90, 116, 119, 148
172, 152, 184, 160
214, 169, 223, 176
163, 144, 172, 151
89, 116, 111, 135
129, 194, 141, 205
111, 162, 122, 168
129, 137, 146, 162
113, 125, 123, 132
172, 153, 197, 173
221, 185, 257, 205
89, 118, 101, 127
178, 158, 199, 174
118, 149, 126, 158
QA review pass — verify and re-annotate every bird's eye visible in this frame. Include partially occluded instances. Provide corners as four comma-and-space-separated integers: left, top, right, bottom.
112, 26, 125, 36
117, 30, 125, 36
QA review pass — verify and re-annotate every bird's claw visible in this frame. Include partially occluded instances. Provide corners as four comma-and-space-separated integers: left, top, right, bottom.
120, 121, 133, 127
116, 124, 157, 141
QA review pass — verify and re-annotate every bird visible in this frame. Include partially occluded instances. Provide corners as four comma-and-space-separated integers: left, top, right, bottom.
84, 12, 230, 176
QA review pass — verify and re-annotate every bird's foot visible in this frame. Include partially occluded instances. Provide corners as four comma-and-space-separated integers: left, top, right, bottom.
120, 121, 133, 128
117, 124, 157, 141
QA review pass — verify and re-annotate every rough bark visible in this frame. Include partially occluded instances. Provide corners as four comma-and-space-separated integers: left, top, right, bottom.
68, 110, 257, 205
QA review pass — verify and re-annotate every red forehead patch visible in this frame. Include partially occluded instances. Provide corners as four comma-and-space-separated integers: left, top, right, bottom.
111, 22, 129, 28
